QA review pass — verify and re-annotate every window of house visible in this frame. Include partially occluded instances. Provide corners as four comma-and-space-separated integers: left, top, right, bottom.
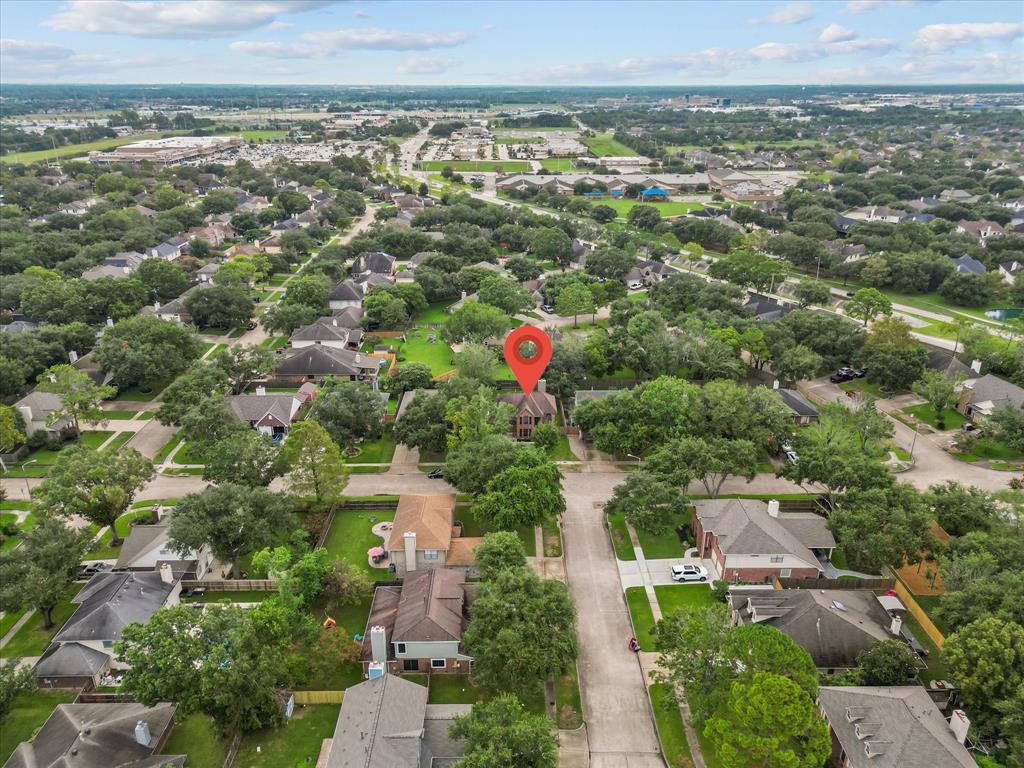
780, 568, 792, 578
431, 659, 446, 669
424, 550, 439, 560
403, 659, 419, 672
102, 640, 114, 649
396, 643, 406, 654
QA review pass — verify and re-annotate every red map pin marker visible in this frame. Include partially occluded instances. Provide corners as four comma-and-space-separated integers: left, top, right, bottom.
504, 325, 553, 396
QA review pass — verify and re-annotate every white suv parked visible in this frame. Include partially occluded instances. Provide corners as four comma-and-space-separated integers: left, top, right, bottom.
671, 563, 709, 583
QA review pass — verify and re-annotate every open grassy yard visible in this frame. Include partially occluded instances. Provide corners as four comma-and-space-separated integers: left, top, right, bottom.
654, 584, 716, 617
0, 584, 80, 658
160, 713, 231, 768
549, 435, 579, 461
583, 133, 637, 157
101, 432, 136, 453
427, 674, 490, 704
82, 508, 157, 560
416, 300, 456, 324
540, 157, 591, 172
954, 436, 1024, 466
626, 587, 657, 651
1, 691, 79, 762
839, 378, 895, 399
555, 666, 583, 728
233, 704, 341, 768
113, 378, 172, 402
635, 512, 691, 560
903, 404, 966, 430
352, 433, 396, 464
418, 160, 531, 172
495, 136, 544, 144
454, 504, 536, 556
402, 328, 456, 376
322, 508, 396, 579
180, 590, 275, 604
599, 199, 705, 219
649, 683, 693, 767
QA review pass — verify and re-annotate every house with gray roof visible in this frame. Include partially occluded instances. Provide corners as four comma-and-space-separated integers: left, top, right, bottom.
226, 391, 303, 439
144, 282, 212, 325
322, 674, 469, 768
328, 279, 365, 310
778, 388, 819, 425
352, 251, 396, 276
3, 702, 183, 768
331, 305, 365, 328
290, 316, 363, 350
82, 252, 146, 281
923, 344, 975, 380
950, 254, 986, 276
363, 568, 475, 675
0, 319, 39, 334
730, 589, 907, 672
114, 517, 213, 581
14, 390, 72, 437
39, 571, 180, 686
818, 686, 974, 768
956, 373, 1024, 418
998, 259, 1023, 284
693, 498, 835, 583
273, 345, 382, 384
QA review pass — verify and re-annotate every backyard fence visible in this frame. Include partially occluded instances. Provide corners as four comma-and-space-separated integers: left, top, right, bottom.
892, 575, 946, 649
180, 579, 277, 591
339, 501, 399, 511
294, 690, 345, 704
776, 576, 895, 590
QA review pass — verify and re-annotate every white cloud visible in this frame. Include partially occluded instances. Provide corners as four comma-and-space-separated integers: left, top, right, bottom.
748, 37, 896, 62
229, 41, 316, 59
395, 56, 459, 75
481, 23, 496, 31
42, 0, 338, 39
302, 27, 470, 50
845, 0, 925, 12
354, 10, 371, 18
819, 24, 856, 43
749, 3, 815, 25
911, 22, 1024, 53
0, 39, 75, 60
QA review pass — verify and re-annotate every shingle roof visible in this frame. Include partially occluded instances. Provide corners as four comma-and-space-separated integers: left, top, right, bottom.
328, 280, 363, 302
732, 590, 894, 668
34, 642, 111, 678
274, 346, 379, 377
3, 702, 182, 768
818, 687, 975, 768
331, 306, 365, 328
387, 494, 456, 552
290, 317, 363, 345
54, 572, 177, 644
694, 499, 832, 568
951, 255, 986, 275
392, 569, 468, 643
498, 389, 557, 419
324, 674, 428, 768
226, 393, 299, 425
353, 251, 396, 275
778, 388, 819, 418
966, 373, 1024, 410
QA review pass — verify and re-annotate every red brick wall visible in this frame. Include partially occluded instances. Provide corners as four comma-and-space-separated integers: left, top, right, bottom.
723, 566, 820, 584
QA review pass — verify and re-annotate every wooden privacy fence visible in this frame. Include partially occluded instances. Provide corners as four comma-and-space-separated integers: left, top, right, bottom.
777, 576, 895, 590
180, 579, 277, 591
294, 690, 345, 704
892, 576, 946, 649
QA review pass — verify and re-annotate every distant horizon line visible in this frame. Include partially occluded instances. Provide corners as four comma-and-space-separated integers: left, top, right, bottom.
2, 82, 1023, 89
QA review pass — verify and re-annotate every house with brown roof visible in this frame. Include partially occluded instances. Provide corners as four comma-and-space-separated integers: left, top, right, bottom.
956, 219, 1005, 245
693, 498, 835, 583
386, 494, 482, 577
498, 382, 558, 440
363, 568, 475, 675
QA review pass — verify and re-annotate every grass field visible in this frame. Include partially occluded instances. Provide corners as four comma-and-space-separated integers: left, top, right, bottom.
599, 199, 705, 219
402, 327, 456, 376
234, 704, 341, 768
583, 133, 637, 157
160, 713, 231, 768
635, 512, 691, 560
654, 584, 717, 617
351, 434, 396, 464
649, 683, 693, 767
1, 131, 182, 165
427, 674, 490, 704
418, 160, 531, 172
416, 300, 457, 324
626, 587, 657, 651
494, 136, 544, 145
1, 691, 78, 763
607, 512, 635, 561
903, 404, 966, 431
0, 584, 80, 658
540, 157, 592, 172
101, 431, 135, 453
322, 508, 396, 579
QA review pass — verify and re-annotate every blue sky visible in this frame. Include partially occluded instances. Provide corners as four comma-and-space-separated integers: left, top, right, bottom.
1, 0, 1022, 85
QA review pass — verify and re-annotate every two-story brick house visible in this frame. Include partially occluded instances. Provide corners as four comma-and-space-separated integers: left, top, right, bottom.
498, 383, 558, 440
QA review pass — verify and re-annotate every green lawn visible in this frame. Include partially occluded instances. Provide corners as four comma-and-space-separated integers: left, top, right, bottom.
549, 435, 579, 461
351, 434, 396, 464
649, 683, 693, 767
901, 610, 948, 685
626, 587, 658, 651
114, 379, 171, 402
154, 431, 188, 464
903, 404, 966, 430
79, 431, 114, 450
180, 590, 275, 604
417, 300, 457, 324
1, 131, 183, 165
418, 160, 531, 172
583, 133, 638, 157
101, 432, 135, 453
1, 609, 27, 637
495, 136, 544, 145
93, 410, 138, 420
696, 725, 725, 768
542, 519, 562, 558
233, 704, 341, 768
82, 508, 156, 560
0, 584, 80, 658
555, 666, 583, 728
427, 674, 489, 704
598, 199, 705, 219
955, 436, 1024, 466
913, 594, 951, 637
402, 328, 456, 376
1, 691, 79, 762
454, 504, 536, 556
635, 512, 691, 560
160, 713, 230, 768
321, 509, 396, 579
839, 378, 895, 398
654, 584, 716, 617
608, 512, 635, 561
540, 157, 591, 172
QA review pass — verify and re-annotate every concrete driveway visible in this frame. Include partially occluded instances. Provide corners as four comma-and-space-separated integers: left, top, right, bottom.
619, 557, 711, 589
561, 472, 666, 768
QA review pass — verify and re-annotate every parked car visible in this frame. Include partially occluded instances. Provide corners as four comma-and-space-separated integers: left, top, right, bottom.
780, 442, 794, 454
628, 280, 644, 291
853, 368, 867, 378
785, 450, 800, 464
427, 468, 444, 479
181, 587, 206, 598
830, 369, 855, 383
78, 562, 107, 579
671, 563, 709, 583
247, 321, 257, 330
540, 304, 555, 314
